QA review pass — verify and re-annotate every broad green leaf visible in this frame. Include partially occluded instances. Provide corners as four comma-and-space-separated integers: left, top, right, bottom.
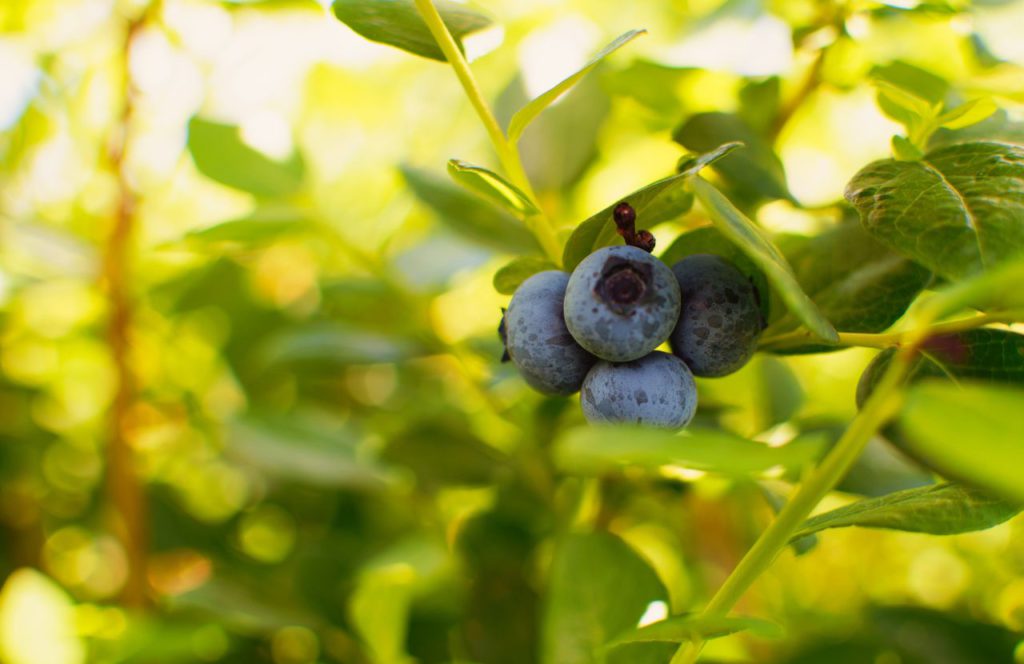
187, 117, 304, 198
765, 221, 932, 352
560, 143, 740, 270
845, 141, 1024, 280
401, 165, 540, 253
792, 483, 1019, 541
673, 113, 791, 203
939, 98, 998, 130
331, 0, 491, 62
542, 532, 666, 664
492, 256, 557, 295
898, 380, 1024, 503
227, 415, 391, 490
554, 425, 827, 476
659, 225, 770, 319
508, 30, 645, 143
607, 614, 782, 649
689, 176, 839, 342
891, 135, 924, 161
447, 159, 538, 216
184, 207, 311, 246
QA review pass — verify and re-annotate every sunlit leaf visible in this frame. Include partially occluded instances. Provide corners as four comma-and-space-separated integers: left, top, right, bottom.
607, 614, 782, 649
898, 380, 1024, 503
492, 256, 557, 294
331, 0, 491, 62
845, 141, 1024, 280
689, 176, 838, 342
447, 159, 538, 216
792, 483, 1019, 541
508, 30, 645, 143
187, 117, 304, 197
184, 207, 312, 246
938, 98, 998, 130
560, 143, 740, 270
554, 425, 827, 476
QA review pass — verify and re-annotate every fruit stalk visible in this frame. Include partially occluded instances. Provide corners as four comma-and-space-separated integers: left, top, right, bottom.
411, 0, 563, 263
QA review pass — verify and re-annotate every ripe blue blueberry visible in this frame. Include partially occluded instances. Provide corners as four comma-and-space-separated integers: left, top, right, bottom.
563, 245, 681, 362
580, 351, 697, 428
504, 271, 597, 395
669, 254, 764, 377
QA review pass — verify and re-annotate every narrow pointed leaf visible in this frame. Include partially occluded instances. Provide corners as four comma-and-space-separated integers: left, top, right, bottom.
447, 159, 538, 216
690, 175, 838, 342
508, 30, 645, 143
939, 98, 998, 130
607, 614, 782, 649
187, 117, 304, 197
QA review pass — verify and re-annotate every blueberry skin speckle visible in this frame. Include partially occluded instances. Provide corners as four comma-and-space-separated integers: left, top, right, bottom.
581, 351, 697, 428
564, 245, 681, 362
505, 271, 597, 395
670, 254, 763, 377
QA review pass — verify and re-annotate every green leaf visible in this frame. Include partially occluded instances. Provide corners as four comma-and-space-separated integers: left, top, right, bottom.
875, 81, 934, 124
673, 112, 791, 203
871, 62, 947, 128
492, 256, 557, 295
898, 380, 1024, 503
258, 322, 426, 368
607, 614, 782, 649
542, 532, 667, 664
560, 143, 739, 270
447, 159, 538, 216
331, 0, 491, 62
508, 30, 645, 143
891, 135, 924, 161
184, 207, 312, 246
845, 141, 1024, 281
792, 483, 1020, 541
938, 98, 998, 130
766, 221, 932, 351
689, 176, 839, 342
554, 426, 827, 476
187, 117, 304, 197
383, 417, 507, 487
914, 258, 1024, 322
401, 165, 540, 254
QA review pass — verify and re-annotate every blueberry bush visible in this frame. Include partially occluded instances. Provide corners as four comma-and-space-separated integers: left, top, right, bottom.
2, 0, 1024, 662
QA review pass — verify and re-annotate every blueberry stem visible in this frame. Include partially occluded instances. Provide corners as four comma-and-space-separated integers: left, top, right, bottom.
612, 201, 655, 253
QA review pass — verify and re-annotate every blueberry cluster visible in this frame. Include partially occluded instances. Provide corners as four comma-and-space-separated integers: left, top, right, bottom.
500, 203, 764, 429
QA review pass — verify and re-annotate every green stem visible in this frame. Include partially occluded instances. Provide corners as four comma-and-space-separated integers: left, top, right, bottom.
411, 0, 562, 263
758, 311, 1024, 352
669, 350, 913, 664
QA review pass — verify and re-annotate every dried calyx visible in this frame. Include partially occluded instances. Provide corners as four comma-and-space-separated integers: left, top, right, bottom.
596, 256, 652, 314
613, 202, 656, 253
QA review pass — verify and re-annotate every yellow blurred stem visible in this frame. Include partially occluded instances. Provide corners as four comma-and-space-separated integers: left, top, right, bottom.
758, 311, 1024, 352
669, 347, 914, 664
410, 0, 563, 265
101, 3, 160, 611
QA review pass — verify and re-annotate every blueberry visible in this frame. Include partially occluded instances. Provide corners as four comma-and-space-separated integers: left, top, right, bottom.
669, 254, 764, 377
580, 351, 697, 428
563, 245, 681, 362
504, 271, 597, 395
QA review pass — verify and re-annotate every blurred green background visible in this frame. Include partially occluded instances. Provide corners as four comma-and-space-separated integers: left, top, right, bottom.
2, 0, 1024, 662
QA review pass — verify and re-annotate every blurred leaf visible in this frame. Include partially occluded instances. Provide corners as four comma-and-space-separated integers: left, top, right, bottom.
173, 577, 319, 633
898, 380, 1024, 503
258, 322, 426, 368
738, 77, 781, 135
401, 165, 540, 253
447, 159, 538, 216
227, 415, 391, 490
659, 225, 770, 319
931, 108, 1024, 149
871, 61, 948, 126
755, 356, 804, 428
792, 483, 1019, 541
508, 29, 645, 143
607, 614, 781, 649
602, 61, 694, 122
187, 117, 304, 198
673, 112, 790, 203
184, 207, 312, 247
331, 0, 491, 62
914, 258, 1024, 321
349, 566, 415, 664
542, 532, 666, 664
561, 143, 740, 270
891, 134, 924, 161
938, 98, 998, 130
845, 141, 1024, 281
554, 426, 827, 476
383, 418, 507, 487
689, 176, 838, 342
837, 435, 934, 498
492, 256, 557, 295
496, 73, 609, 193
766, 221, 932, 352
761, 485, 818, 555
875, 81, 934, 125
